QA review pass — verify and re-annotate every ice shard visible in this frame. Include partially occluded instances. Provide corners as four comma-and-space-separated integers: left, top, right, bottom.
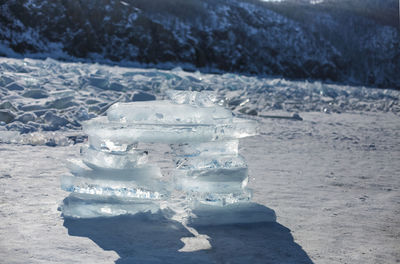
60, 90, 258, 218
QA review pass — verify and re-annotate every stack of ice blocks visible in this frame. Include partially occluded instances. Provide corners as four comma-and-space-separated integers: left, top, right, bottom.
60, 90, 258, 218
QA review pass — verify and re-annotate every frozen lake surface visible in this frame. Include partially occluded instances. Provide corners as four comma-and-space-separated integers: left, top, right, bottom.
0, 58, 399, 263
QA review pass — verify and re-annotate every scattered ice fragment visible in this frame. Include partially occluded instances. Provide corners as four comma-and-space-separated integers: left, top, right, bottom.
0, 110, 15, 124
166, 90, 218, 107
131, 91, 156, 101
16, 112, 37, 123
0, 101, 18, 112
6, 82, 24, 90
88, 76, 109, 89
22, 89, 48, 99
43, 112, 69, 130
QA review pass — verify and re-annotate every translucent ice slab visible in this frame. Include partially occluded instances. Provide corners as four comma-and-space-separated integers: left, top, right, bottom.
107, 101, 232, 124
171, 140, 239, 157
175, 167, 248, 187
81, 145, 148, 170
83, 117, 258, 149
182, 184, 252, 207
60, 193, 161, 218
175, 155, 247, 170
67, 159, 163, 180
61, 174, 168, 199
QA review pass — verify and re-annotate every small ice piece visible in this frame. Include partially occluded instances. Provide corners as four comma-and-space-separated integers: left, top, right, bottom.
171, 140, 239, 157
81, 145, 148, 170
165, 90, 218, 107
226, 118, 259, 139
106, 101, 232, 124
60, 193, 161, 218
175, 155, 247, 170
83, 117, 257, 147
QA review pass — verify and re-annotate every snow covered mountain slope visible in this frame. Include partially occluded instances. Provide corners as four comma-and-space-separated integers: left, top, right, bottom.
0, 0, 399, 89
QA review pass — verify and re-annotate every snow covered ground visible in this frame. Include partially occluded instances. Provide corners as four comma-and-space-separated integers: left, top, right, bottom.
0, 58, 399, 263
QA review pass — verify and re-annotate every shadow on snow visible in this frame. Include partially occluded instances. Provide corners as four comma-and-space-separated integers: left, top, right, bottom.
63, 203, 313, 263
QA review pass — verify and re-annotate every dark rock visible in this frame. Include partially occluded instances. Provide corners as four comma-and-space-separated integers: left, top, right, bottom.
0, 110, 16, 124
291, 113, 303, 121
131, 92, 156, 101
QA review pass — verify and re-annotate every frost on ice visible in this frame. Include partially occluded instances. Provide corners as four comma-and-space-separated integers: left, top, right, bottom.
59, 90, 259, 220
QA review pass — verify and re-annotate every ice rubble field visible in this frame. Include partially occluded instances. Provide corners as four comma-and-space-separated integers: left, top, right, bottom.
0, 57, 399, 144
0, 57, 399, 264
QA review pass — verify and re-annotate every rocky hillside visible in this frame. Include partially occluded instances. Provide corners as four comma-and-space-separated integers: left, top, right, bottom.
0, 0, 399, 89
